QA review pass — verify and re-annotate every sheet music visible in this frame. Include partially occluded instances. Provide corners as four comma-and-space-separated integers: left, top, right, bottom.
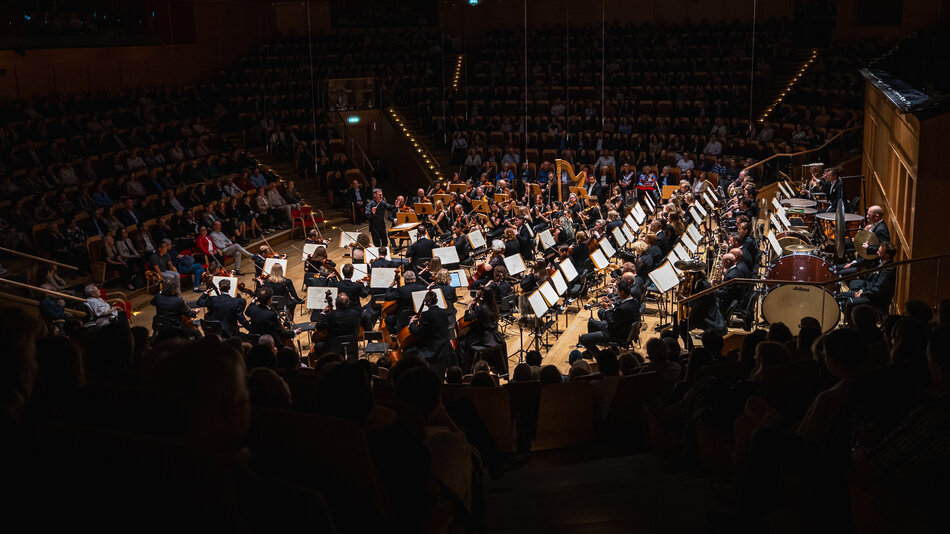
538, 281, 559, 306
301, 243, 319, 261
263, 258, 288, 277
682, 234, 698, 255
449, 269, 467, 288
695, 201, 708, 218
370, 267, 397, 288
538, 229, 556, 249
559, 257, 579, 282
364, 247, 392, 262
703, 193, 716, 212
503, 253, 527, 276
351, 263, 369, 281
412, 288, 447, 311
211, 276, 238, 297
666, 252, 683, 275
674, 242, 691, 262
306, 286, 338, 309
550, 269, 567, 295
782, 181, 795, 198
528, 290, 549, 317
767, 231, 783, 256
649, 260, 681, 293
625, 213, 637, 229
771, 197, 783, 211
632, 204, 646, 225
689, 206, 703, 223
467, 230, 487, 249
407, 229, 419, 242
612, 227, 627, 247
777, 208, 792, 229
644, 194, 655, 213
432, 246, 460, 265
622, 224, 637, 243
393, 222, 418, 230
770, 213, 786, 232
339, 231, 360, 248
687, 224, 702, 244
598, 237, 616, 258
707, 187, 719, 202
591, 248, 610, 270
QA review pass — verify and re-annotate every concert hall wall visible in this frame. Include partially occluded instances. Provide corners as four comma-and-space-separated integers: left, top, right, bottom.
835, 0, 950, 40
862, 81, 950, 309
439, 0, 794, 37
0, 0, 276, 101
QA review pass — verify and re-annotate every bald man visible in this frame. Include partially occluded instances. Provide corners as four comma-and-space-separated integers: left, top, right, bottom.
716, 253, 747, 312
840, 205, 892, 275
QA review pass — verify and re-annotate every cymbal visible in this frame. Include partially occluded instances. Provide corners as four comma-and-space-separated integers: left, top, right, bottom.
854, 229, 880, 260
785, 244, 817, 253
674, 259, 706, 272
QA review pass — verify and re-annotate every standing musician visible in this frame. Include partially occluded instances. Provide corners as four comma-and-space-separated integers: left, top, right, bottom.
457, 289, 508, 375
408, 290, 457, 379
578, 278, 640, 354
197, 278, 251, 338
312, 293, 361, 353
365, 188, 395, 246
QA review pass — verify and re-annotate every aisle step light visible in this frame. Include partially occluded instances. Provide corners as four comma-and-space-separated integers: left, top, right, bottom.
388, 108, 443, 180
759, 49, 818, 123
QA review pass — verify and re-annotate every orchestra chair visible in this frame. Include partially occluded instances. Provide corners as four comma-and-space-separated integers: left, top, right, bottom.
330, 334, 359, 361
498, 294, 519, 334
607, 320, 643, 351
532, 381, 595, 451
362, 331, 389, 359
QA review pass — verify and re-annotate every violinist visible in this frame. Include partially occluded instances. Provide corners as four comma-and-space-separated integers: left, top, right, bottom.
432, 200, 451, 235
417, 256, 442, 285
384, 270, 428, 330
261, 263, 303, 317
333, 264, 370, 303
520, 262, 549, 294
304, 266, 336, 289
502, 228, 521, 257
251, 245, 269, 276
570, 230, 592, 273
429, 269, 459, 317
408, 290, 457, 379
150, 275, 197, 334
369, 246, 401, 269
410, 188, 428, 207
407, 231, 437, 267
350, 233, 371, 264
197, 278, 251, 338
306, 228, 330, 246
583, 196, 602, 226
312, 293, 361, 353
246, 286, 296, 339
457, 289, 508, 375
484, 265, 511, 304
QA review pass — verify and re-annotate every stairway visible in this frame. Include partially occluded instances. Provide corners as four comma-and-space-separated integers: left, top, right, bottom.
396, 106, 455, 180
754, 47, 816, 123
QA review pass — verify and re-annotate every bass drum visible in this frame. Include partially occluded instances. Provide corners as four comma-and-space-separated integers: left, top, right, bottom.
765, 253, 835, 285
761, 284, 840, 334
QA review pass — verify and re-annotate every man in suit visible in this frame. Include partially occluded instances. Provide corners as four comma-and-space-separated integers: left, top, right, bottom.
410, 188, 427, 207
196, 278, 251, 338
332, 264, 369, 304
840, 205, 892, 275
823, 167, 846, 213
579, 279, 640, 353
515, 216, 535, 259
384, 270, 428, 330
408, 290, 457, 379
311, 294, 362, 354
717, 253, 748, 312
365, 188, 394, 247
245, 287, 295, 340
369, 247, 401, 269
407, 234, 436, 268
584, 174, 604, 204
840, 241, 897, 315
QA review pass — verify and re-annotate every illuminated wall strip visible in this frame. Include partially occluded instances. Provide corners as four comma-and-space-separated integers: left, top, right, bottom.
387, 108, 442, 180
759, 49, 818, 123
452, 54, 463, 90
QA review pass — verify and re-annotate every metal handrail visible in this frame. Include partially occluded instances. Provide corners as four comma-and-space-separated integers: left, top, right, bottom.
744, 126, 862, 174
0, 246, 79, 271
0, 277, 87, 303
679, 252, 950, 304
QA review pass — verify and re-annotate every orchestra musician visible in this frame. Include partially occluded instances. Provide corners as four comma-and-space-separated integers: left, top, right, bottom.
312, 293, 362, 353
457, 289, 508, 376
408, 290, 457, 379
578, 278, 641, 354
838, 241, 897, 316
407, 231, 437, 267
384, 270, 427, 330
245, 286, 296, 340
839, 205, 892, 275
418, 257, 442, 285
365, 188, 395, 246
196, 278, 251, 338
333, 264, 370, 303
150, 274, 197, 333
261, 263, 303, 318
410, 188, 428, 207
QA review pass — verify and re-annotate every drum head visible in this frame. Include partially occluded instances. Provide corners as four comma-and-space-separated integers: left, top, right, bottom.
762, 285, 840, 334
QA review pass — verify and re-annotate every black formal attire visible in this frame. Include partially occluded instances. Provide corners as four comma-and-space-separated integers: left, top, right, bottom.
365, 198, 394, 246
384, 281, 428, 329
825, 179, 845, 213
717, 264, 749, 311
407, 237, 436, 266
263, 278, 302, 318
579, 296, 641, 353
457, 304, 507, 375
312, 305, 362, 353
517, 224, 535, 258
245, 303, 287, 338
503, 239, 521, 258
151, 293, 196, 330
333, 279, 369, 305
197, 292, 251, 338
840, 261, 896, 314
408, 305, 457, 379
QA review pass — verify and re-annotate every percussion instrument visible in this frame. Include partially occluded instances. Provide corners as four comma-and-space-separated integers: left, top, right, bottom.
781, 198, 817, 209
854, 229, 881, 261
775, 229, 813, 254
785, 207, 817, 226
765, 253, 835, 285
785, 244, 817, 254
817, 212, 864, 242
761, 284, 840, 334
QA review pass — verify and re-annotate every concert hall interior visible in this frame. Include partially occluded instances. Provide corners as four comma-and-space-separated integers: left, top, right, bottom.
3, 0, 950, 531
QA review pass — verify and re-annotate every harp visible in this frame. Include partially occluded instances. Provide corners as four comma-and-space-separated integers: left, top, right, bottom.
554, 159, 586, 203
